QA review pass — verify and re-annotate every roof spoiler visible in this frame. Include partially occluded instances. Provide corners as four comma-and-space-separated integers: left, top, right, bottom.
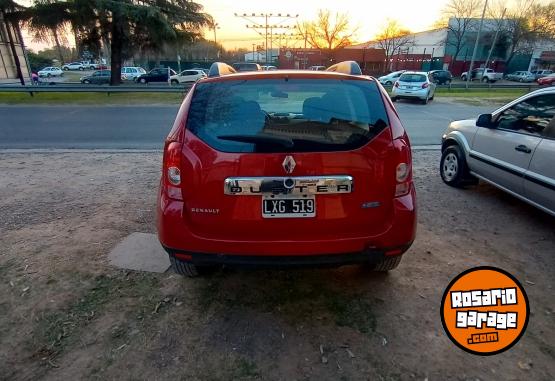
208, 62, 237, 77
326, 61, 362, 75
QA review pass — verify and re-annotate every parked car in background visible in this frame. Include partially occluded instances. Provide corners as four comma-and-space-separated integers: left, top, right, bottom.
391, 71, 436, 104
80, 70, 111, 84
378, 70, 406, 85
440, 87, 555, 216
157, 61, 416, 277
308, 65, 326, 71
38, 67, 63, 77
170, 69, 206, 84
531, 69, 553, 80
121, 66, 146, 81
429, 70, 453, 85
62, 62, 86, 71
191, 67, 210, 75
461, 68, 503, 83
261, 65, 277, 71
538, 73, 555, 86
505, 71, 536, 82
136, 68, 177, 83
231, 62, 261, 72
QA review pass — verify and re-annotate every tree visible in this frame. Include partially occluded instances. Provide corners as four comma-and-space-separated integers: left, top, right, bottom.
299, 10, 356, 51
26, 49, 53, 71
25, 0, 72, 64
375, 19, 413, 71
502, 0, 555, 66
25, 0, 212, 85
437, 0, 484, 62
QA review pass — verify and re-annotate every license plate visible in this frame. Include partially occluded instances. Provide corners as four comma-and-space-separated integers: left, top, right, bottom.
262, 196, 315, 218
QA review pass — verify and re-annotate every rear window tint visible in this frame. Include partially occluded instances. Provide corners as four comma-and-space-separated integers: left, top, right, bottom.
186, 78, 389, 153
399, 74, 426, 82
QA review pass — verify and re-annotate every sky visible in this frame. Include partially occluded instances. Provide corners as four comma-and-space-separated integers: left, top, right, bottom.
22, 0, 449, 52
20, 0, 554, 52
199, 0, 448, 50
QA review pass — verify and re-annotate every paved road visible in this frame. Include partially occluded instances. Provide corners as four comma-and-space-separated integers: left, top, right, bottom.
0, 100, 494, 149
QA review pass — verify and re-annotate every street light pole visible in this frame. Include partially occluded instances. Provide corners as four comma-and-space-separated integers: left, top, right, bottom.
484, 8, 505, 71
466, 0, 488, 88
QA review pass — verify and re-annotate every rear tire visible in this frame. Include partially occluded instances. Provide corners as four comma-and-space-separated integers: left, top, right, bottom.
440, 145, 476, 187
390, 96, 397, 102
169, 256, 218, 277
373, 256, 402, 271
170, 256, 200, 277
139, 78, 147, 84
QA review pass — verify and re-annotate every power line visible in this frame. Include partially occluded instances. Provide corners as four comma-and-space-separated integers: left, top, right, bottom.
234, 12, 299, 63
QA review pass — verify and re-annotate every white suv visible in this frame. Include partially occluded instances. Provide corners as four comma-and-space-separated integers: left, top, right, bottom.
169, 69, 206, 84
62, 62, 86, 71
440, 88, 555, 216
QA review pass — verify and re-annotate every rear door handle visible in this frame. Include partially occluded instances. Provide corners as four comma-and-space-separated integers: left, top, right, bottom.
515, 145, 532, 154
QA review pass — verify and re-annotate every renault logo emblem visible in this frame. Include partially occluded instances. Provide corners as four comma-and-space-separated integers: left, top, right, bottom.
282, 156, 296, 174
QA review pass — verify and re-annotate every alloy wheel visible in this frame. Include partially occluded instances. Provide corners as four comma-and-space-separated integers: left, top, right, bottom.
442, 153, 459, 181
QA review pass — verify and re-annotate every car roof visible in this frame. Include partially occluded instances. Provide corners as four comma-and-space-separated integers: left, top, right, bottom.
200, 70, 375, 83
400, 71, 428, 75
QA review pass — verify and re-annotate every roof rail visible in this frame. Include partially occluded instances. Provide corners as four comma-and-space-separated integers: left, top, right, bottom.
326, 61, 362, 76
208, 62, 237, 77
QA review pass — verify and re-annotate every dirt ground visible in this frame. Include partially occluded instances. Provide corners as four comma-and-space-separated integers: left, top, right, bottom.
0, 150, 554, 381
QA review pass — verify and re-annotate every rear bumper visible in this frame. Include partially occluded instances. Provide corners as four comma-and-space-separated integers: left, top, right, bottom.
157, 186, 416, 260
391, 88, 428, 100
162, 244, 412, 268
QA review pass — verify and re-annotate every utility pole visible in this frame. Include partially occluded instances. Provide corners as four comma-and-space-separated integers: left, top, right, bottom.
484, 7, 506, 71
252, 43, 255, 62
235, 12, 299, 65
466, 0, 488, 88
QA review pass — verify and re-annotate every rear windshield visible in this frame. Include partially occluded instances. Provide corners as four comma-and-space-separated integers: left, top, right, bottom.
233, 63, 259, 71
399, 74, 426, 82
186, 78, 389, 153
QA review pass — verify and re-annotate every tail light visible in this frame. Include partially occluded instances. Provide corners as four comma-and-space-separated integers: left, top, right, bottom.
394, 139, 412, 197
422, 83, 429, 89
394, 82, 399, 88
163, 141, 183, 200
395, 162, 411, 197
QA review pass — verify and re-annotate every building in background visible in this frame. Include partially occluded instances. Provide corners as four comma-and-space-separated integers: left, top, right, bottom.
0, 11, 30, 83
278, 47, 385, 75
351, 29, 448, 73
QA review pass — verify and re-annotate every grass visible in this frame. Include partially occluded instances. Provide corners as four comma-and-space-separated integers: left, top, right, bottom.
31, 272, 162, 362
199, 271, 377, 335
0, 91, 185, 105
0, 87, 532, 105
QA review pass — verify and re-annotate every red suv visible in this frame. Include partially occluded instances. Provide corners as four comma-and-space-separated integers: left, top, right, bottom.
157, 61, 416, 276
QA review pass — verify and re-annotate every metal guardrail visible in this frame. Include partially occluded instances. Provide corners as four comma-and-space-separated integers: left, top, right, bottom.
0, 84, 193, 95
0, 81, 542, 96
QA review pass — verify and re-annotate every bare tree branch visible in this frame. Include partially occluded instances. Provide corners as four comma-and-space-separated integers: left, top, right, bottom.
375, 19, 414, 71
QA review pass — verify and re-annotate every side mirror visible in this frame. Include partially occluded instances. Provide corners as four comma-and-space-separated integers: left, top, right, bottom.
476, 113, 493, 128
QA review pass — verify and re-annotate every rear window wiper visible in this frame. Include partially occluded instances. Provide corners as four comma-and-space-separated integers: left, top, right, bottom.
217, 134, 294, 148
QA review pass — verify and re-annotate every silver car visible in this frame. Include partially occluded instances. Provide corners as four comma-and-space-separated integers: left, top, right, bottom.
390, 71, 436, 104
505, 71, 536, 83
440, 88, 555, 216
378, 70, 405, 85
